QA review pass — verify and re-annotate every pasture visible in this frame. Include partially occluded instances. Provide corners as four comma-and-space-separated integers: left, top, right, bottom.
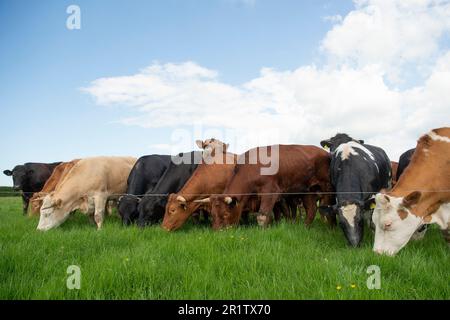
0, 196, 448, 300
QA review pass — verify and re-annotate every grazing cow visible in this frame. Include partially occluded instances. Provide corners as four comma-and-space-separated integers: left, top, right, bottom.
391, 162, 399, 186
137, 151, 202, 227
37, 156, 136, 231
29, 160, 80, 215
320, 134, 391, 247
162, 139, 237, 231
3, 162, 62, 214
396, 148, 415, 181
118, 155, 171, 225
209, 145, 333, 229
372, 128, 450, 256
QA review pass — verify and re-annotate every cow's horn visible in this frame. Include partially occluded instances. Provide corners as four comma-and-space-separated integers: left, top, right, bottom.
194, 198, 210, 203
176, 196, 187, 203
224, 196, 233, 204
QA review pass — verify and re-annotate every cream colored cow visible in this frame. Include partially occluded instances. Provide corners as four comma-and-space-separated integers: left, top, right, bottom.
37, 156, 136, 231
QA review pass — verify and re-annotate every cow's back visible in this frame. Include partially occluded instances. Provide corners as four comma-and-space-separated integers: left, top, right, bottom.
127, 155, 171, 195
55, 156, 136, 198
229, 145, 329, 193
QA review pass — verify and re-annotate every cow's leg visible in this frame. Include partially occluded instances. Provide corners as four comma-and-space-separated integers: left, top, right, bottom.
93, 195, 108, 230
257, 188, 280, 227
442, 224, 450, 247
22, 194, 29, 215
286, 196, 298, 222
106, 200, 115, 216
273, 202, 282, 222
241, 211, 250, 225
303, 194, 318, 226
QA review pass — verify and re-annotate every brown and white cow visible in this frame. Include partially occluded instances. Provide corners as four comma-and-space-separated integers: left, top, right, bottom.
29, 159, 80, 216
209, 144, 333, 229
37, 156, 136, 231
372, 128, 450, 255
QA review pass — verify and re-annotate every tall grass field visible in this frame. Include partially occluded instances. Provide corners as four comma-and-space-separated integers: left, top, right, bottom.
0, 196, 448, 300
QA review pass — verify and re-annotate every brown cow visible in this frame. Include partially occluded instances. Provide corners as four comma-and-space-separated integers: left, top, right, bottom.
209, 144, 333, 229
390, 161, 399, 186
29, 160, 80, 216
162, 143, 237, 231
372, 127, 450, 255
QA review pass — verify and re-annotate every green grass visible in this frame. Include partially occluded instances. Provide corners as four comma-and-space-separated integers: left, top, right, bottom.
0, 197, 448, 300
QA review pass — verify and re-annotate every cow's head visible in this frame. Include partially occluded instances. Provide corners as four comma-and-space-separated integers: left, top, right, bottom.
209, 195, 241, 230
37, 195, 69, 231
336, 201, 365, 247
3, 165, 31, 191
162, 194, 204, 231
320, 133, 364, 153
30, 193, 45, 216
136, 195, 166, 227
332, 197, 378, 247
118, 195, 141, 226
196, 138, 229, 159
372, 192, 426, 256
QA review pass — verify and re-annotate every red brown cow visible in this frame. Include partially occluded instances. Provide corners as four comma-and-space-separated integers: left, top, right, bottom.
373, 127, 450, 255
210, 144, 333, 228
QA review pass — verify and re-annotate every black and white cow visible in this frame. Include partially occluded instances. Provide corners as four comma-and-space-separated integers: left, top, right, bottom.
396, 148, 415, 182
137, 151, 202, 227
118, 155, 171, 226
3, 162, 62, 214
320, 134, 391, 247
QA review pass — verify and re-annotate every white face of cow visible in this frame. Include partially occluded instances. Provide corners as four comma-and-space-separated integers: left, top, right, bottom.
37, 195, 70, 231
372, 193, 423, 256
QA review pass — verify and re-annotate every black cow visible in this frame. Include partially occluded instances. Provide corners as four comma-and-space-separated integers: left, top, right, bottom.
137, 151, 202, 227
320, 134, 391, 247
118, 155, 171, 226
396, 148, 415, 181
3, 162, 62, 214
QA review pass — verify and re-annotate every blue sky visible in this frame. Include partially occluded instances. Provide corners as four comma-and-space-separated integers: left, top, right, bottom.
1, 0, 449, 186
0, 0, 353, 185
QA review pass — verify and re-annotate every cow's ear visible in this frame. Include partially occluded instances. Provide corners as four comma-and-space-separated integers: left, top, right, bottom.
364, 197, 376, 210
358, 140, 364, 144
3, 170, 12, 176
402, 191, 421, 207
320, 140, 331, 150
195, 140, 204, 149
225, 143, 230, 150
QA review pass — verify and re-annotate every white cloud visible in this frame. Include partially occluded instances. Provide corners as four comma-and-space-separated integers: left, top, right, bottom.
83, 0, 450, 161
322, 0, 450, 83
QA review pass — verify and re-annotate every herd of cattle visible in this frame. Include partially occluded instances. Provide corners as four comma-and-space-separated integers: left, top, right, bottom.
3, 127, 449, 256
